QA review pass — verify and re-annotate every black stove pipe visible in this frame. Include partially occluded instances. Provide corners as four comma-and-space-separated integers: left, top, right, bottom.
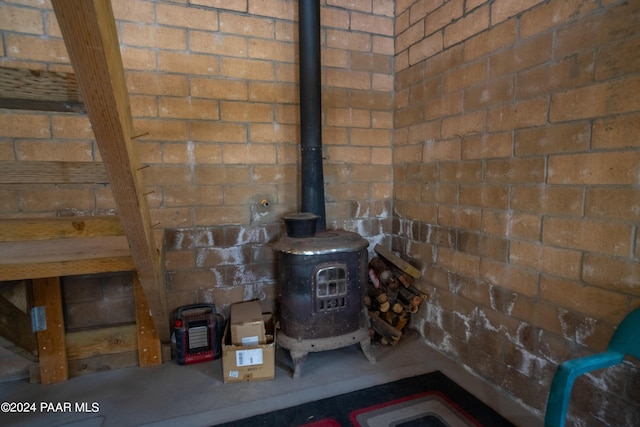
298, 0, 326, 231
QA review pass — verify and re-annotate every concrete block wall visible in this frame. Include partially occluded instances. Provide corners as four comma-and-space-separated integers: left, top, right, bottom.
394, 0, 639, 425
0, 0, 394, 317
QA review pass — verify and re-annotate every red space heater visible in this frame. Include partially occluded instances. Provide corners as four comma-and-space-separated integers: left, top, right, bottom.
174, 304, 224, 365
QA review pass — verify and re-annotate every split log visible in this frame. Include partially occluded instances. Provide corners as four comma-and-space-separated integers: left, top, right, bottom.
369, 313, 401, 345
374, 245, 422, 278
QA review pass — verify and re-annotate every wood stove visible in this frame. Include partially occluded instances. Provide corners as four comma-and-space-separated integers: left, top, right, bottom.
274, 0, 376, 379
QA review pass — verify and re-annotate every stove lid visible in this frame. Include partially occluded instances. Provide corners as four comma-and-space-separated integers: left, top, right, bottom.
273, 230, 368, 255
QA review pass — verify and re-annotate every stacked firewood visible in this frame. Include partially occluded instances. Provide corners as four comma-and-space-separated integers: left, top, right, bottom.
365, 245, 428, 346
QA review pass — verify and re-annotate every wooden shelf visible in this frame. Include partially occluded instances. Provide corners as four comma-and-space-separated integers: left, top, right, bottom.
0, 66, 85, 113
0, 161, 108, 185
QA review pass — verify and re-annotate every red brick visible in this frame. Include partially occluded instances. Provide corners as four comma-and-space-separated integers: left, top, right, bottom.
518, 51, 594, 99
582, 254, 640, 296
548, 151, 640, 185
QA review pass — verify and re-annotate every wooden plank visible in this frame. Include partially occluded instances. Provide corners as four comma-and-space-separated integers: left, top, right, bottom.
32, 277, 68, 384
0, 216, 123, 242
0, 296, 37, 355
0, 161, 108, 185
374, 245, 422, 278
0, 235, 134, 281
0, 257, 134, 282
52, 0, 169, 342
0, 67, 85, 113
68, 350, 138, 378
65, 324, 137, 360
133, 273, 162, 367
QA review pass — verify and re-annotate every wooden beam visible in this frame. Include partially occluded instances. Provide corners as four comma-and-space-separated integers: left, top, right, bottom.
66, 324, 137, 360
32, 277, 68, 384
0, 161, 108, 185
51, 0, 169, 341
0, 67, 85, 113
0, 216, 123, 242
133, 273, 162, 367
0, 296, 37, 355
0, 236, 134, 281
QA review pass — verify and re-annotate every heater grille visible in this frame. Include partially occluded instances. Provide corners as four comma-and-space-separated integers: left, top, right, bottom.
314, 263, 348, 313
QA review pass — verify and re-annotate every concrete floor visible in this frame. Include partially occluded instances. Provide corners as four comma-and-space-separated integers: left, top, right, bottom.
0, 332, 542, 427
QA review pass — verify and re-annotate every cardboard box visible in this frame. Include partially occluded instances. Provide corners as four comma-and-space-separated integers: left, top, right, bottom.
222, 314, 275, 383
230, 300, 266, 346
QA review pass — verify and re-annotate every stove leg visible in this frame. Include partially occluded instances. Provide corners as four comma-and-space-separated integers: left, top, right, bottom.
290, 350, 308, 380
359, 338, 377, 364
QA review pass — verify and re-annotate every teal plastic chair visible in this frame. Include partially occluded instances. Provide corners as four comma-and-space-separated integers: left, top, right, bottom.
544, 307, 640, 427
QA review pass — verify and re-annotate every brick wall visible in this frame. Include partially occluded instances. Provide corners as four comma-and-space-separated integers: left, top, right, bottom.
394, 0, 639, 425
0, 1, 394, 316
